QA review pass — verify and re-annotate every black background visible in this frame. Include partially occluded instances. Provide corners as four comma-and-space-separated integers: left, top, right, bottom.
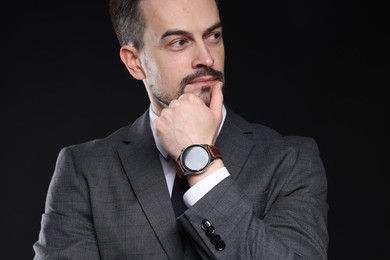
2, 0, 388, 259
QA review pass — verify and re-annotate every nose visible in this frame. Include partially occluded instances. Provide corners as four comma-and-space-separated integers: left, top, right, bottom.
191, 43, 214, 69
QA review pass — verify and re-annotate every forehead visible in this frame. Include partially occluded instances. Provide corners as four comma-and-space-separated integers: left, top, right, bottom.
140, 0, 220, 37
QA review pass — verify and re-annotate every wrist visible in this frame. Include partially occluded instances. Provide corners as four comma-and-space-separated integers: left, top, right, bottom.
186, 158, 224, 187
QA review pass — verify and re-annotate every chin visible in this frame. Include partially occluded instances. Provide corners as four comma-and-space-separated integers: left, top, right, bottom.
199, 93, 211, 107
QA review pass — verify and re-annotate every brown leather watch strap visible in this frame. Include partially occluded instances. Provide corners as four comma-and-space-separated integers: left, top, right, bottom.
207, 144, 222, 160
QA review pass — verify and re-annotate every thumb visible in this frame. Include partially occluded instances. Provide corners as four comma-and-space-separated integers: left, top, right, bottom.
209, 81, 224, 120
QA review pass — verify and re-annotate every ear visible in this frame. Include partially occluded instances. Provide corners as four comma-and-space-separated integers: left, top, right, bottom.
119, 45, 146, 80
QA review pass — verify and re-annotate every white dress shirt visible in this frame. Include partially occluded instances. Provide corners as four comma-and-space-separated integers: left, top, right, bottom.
149, 105, 230, 208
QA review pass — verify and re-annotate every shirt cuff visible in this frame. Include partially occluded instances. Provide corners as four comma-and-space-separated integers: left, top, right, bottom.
183, 167, 230, 208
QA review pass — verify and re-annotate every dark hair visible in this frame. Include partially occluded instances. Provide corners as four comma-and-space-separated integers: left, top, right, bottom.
109, 0, 219, 50
109, 0, 145, 49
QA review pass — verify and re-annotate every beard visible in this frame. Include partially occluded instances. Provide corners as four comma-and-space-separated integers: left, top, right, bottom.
150, 67, 224, 108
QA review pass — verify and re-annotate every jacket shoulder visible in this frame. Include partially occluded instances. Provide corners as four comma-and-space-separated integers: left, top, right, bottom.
226, 107, 319, 151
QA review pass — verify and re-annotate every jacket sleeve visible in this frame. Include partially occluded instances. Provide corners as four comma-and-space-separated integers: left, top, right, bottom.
33, 147, 100, 260
178, 137, 329, 260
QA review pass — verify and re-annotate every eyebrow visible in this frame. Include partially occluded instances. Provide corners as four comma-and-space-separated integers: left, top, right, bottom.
160, 21, 223, 40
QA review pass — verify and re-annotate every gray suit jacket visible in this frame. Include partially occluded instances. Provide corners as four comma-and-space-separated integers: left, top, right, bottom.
33, 107, 328, 259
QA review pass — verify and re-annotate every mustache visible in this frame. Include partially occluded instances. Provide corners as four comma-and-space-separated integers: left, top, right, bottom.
180, 68, 224, 87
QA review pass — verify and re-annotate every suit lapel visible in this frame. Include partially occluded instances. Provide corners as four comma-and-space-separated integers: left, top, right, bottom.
217, 107, 255, 180
117, 111, 184, 259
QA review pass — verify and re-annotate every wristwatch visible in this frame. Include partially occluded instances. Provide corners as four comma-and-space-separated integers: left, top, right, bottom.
177, 144, 222, 178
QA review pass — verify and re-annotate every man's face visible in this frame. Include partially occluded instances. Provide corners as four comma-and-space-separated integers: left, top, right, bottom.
139, 0, 225, 114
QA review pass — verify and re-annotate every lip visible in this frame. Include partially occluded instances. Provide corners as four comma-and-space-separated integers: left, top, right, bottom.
188, 77, 216, 85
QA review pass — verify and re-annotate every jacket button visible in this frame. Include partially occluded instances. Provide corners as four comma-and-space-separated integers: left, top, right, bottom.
201, 220, 212, 230
210, 234, 221, 245
205, 226, 215, 236
215, 240, 226, 251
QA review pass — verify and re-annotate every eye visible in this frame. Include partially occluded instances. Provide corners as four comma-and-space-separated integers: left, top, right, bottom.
169, 39, 189, 50
206, 32, 222, 44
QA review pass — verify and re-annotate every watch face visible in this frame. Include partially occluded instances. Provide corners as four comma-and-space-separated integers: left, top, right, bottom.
182, 145, 209, 172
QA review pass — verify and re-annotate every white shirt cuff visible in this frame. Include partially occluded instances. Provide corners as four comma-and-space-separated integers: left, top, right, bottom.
183, 167, 230, 208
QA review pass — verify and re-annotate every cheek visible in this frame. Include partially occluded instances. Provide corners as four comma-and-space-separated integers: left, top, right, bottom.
141, 53, 158, 78
157, 57, 187, 83
214, 47, 225, 69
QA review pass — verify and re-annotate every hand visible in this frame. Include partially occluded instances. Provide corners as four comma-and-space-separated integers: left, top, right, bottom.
155, 82, 224, 160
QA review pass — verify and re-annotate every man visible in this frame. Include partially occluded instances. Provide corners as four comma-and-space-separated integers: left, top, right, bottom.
33, 0, 329, 259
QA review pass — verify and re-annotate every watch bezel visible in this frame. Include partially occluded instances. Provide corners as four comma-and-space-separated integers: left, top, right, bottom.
180, 144, 210, 173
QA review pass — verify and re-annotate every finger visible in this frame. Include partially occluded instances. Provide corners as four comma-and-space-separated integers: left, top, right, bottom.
169, 99, 179, 108
209, 81, 224, 118
178, 93, 195, 101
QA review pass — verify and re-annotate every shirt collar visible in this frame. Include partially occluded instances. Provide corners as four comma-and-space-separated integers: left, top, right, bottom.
149, 104, 227, 160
